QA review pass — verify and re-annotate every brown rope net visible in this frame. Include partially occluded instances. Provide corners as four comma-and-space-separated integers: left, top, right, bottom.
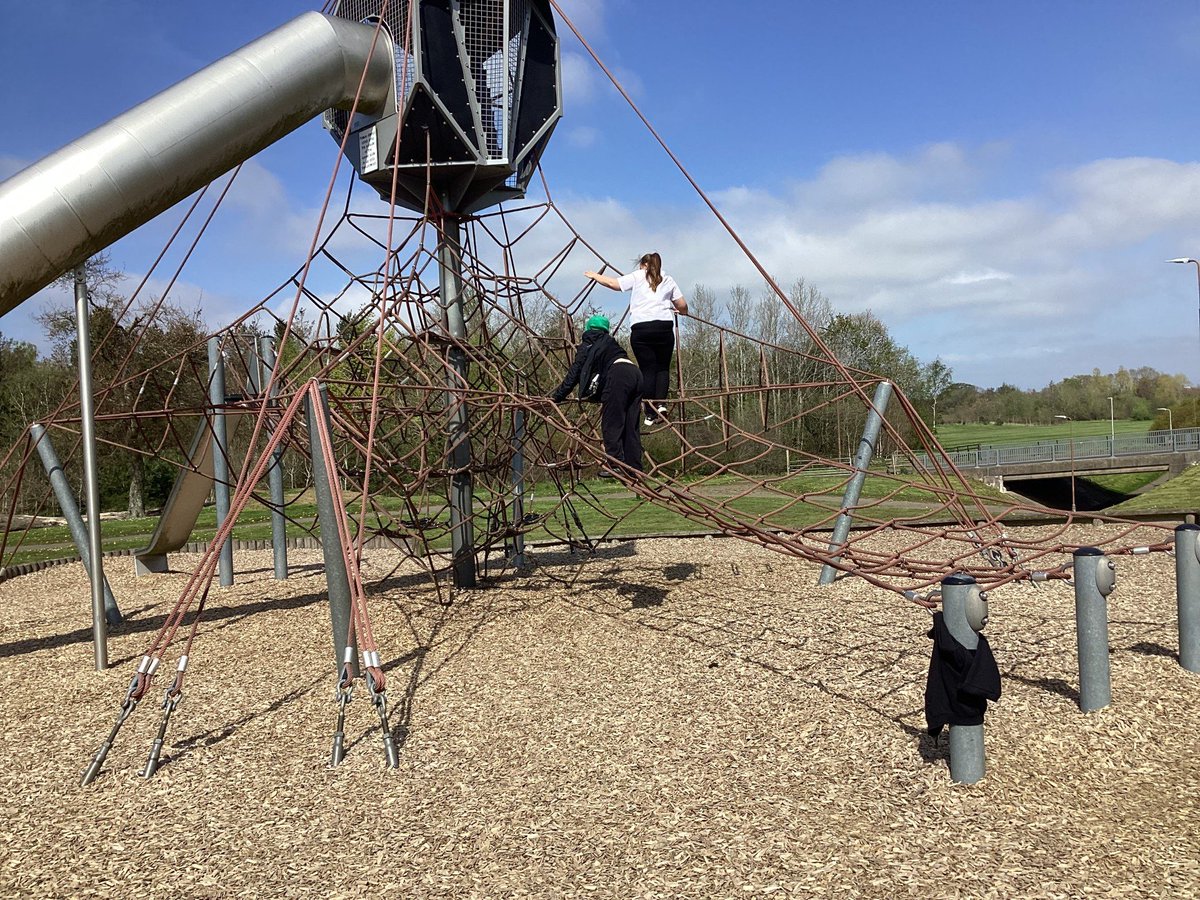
0, 1, 1179, 778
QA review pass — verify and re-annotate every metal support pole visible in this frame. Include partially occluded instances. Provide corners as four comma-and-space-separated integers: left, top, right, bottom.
941, 573, 985, 784
511, 406, 527, 568
259, 337, 288, 580
30, 424, 122, 627
819, 381, 893, 585
307, 385, 358, 677
438, 213, 477, 588
73, 266, 111, 670
207, 338, 234, 587
1072, 547, 1114, 710
1175, 524, 1200, 673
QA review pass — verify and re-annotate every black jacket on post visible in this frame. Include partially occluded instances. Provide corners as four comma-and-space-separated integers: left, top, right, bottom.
550, 327, 629, 403
924, 612, 1001, 737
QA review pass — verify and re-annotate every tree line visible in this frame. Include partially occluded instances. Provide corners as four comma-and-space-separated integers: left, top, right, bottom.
3, 260, 1195, 517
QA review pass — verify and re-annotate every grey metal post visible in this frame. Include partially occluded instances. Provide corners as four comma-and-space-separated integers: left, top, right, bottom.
1073, 547, 1114, 710
259, 337, 288, 580
511, 406, 527, 568
30, 424, 122, 627
73, 266, 112, 669
941, 573, 986, 784
244, 337, 262, 396
307, 386, 358, 676
207, 338, 234, 587
438, 213, 477, 588
819, 381, 893, 585
1175, 524, 1200, 673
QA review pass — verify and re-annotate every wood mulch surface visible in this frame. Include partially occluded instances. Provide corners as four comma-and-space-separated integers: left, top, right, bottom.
0, 526, 1196, 898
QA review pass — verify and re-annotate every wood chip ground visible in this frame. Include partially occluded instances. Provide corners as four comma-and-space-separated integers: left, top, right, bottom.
0, 525, 1196, 898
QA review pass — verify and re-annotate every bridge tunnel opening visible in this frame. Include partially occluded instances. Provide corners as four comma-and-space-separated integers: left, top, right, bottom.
1005, 474, 1161, 512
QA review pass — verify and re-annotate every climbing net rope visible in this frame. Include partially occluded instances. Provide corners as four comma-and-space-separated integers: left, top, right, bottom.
0, 1, 1176, 777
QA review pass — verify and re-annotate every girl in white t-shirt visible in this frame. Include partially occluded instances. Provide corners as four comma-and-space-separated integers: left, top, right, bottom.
584, 252, 688, 425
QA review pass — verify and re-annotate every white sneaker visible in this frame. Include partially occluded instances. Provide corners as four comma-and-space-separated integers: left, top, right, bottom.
643, 415, 656, 427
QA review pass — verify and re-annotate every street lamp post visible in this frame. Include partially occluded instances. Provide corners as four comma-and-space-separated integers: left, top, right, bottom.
1158, 406, 1174, 451
1107, 396, 1114, 458
1167, 258, 1200, 374
1054, 415, 1077, 513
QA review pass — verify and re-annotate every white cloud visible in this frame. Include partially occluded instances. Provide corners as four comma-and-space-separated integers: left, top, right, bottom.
565, 126, 600, 149
552, 0, 607, 42
547, 144, 1200, 386
561, 51, 599, 106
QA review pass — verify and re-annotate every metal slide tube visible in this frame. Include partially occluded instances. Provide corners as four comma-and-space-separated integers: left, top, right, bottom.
0, 12, 395, 314
260, 337, 289, 580
207, 339, 234, 587
29, 424, 121, 627
819, 381, 893, 585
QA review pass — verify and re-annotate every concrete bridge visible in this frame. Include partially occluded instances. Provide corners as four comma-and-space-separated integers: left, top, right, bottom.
914, 427, 1200, 489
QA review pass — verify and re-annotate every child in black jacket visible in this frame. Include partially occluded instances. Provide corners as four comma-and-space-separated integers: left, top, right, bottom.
549, 315, 644, 473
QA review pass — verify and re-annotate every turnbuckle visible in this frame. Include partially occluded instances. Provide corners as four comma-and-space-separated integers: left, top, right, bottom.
142, 656, 187, 779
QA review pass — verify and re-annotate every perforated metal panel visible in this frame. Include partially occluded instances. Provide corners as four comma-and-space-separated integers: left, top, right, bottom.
326, 0, 561, 213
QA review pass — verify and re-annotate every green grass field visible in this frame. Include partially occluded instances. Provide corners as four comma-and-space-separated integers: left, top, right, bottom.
1, 470, 1014, 567
935, 419, 1150, 449
1105, 466, 1200, 513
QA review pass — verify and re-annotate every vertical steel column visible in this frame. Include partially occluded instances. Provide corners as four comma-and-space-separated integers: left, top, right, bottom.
206, 338, 234, 587
438, 213, 477, 588
941, 573, 985, 784
244, 337, 262, 396
819, 381, 893, 585
30, 424, 122, 626
1073, 547, 1115, 710
307, 386, 358, 676
1175, 524, 1200, 673
259, 337, 289, 580
73, 266, 110, 670
511, 406, 527, 568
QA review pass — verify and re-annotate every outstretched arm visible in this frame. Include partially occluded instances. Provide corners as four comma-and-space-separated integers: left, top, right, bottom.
584, 271, 622, 291
550, 343, 585, 402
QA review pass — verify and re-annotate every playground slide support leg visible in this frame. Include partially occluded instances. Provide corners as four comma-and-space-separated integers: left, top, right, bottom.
439, 213, 477, 589
307, 385, 358, 677
819, 381, 893, 585
259, 337, 289, 580
1175, 524, 1200, 673
29, 423, 122, 629
74, 266, 114, 669
1073, 547, 1114, 711
207, 338, 234, 587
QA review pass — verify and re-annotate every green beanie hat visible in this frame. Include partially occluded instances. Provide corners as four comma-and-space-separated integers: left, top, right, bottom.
585, 314, 610, 332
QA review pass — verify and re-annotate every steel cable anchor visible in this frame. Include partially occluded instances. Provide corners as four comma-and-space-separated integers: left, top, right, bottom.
142, 656, 187, 779
364, 653, 399, 768
329, 652, 355, 767
81, 655, 159, 786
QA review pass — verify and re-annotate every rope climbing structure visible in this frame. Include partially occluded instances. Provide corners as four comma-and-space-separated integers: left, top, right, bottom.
0, 0, 1179, 779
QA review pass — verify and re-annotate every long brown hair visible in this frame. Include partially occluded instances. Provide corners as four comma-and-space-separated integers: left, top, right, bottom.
639, 252, 663, 291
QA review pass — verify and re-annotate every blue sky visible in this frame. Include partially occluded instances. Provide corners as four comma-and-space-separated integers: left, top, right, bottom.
3, 0, 1200, 388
